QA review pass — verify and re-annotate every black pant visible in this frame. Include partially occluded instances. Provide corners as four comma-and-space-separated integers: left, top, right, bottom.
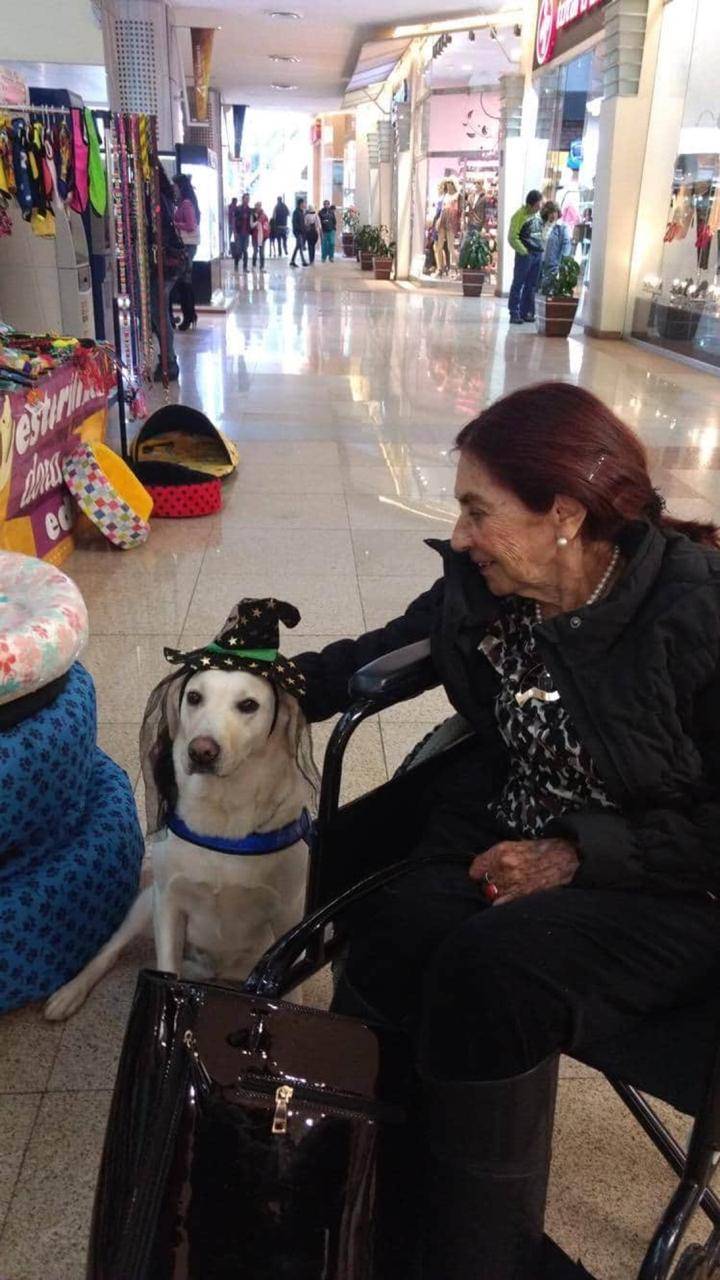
252, 240, 265, 268
276, 227, 288, 254
290, 234, 306, 265
306, 233, 318, 264
342, 788, 720, 1082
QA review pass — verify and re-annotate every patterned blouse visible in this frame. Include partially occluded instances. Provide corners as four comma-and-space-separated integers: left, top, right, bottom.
479, 600, 616, 838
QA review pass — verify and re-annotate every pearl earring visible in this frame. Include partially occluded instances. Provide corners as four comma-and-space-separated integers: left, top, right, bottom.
557, 536, 569, 547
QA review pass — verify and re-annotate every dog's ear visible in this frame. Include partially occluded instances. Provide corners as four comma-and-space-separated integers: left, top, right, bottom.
276, 685, 319, 800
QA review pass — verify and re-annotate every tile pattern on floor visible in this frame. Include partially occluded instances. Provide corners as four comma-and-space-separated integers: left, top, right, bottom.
2, 258, 720, 1278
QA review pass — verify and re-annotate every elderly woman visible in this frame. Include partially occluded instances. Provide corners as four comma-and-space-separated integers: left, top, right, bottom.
296, 382, 720, 1279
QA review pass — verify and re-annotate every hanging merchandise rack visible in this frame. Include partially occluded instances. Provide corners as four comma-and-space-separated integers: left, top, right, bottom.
0, 101, 166, 459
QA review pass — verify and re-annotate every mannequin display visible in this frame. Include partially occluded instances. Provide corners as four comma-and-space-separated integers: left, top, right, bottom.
434, 176, 461, 275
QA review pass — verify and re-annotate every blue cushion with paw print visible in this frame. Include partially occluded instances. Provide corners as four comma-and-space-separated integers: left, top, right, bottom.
0, 746, 144, 1012
0, 662, 97, 854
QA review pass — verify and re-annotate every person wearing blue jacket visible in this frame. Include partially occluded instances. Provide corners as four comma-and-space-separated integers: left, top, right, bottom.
541, 201, 573, 279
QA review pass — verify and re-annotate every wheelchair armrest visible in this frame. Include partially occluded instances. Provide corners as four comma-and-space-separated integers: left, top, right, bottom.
348, 639, 437, 706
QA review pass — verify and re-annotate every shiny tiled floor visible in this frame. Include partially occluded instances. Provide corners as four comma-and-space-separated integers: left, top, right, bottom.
2, 258, 719, 1278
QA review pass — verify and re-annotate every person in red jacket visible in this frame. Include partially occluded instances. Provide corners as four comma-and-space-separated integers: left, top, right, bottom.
250, 201, 270, 272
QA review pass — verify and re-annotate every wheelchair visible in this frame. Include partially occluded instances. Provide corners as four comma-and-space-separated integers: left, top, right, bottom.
274, 639, 720, 1280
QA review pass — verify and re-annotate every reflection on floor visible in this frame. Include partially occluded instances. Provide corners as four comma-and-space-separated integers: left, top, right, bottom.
1, 258, 718, 1279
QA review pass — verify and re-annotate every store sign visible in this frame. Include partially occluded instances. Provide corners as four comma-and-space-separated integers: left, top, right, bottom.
535, 0, 609, 67
1, 356, 113, 561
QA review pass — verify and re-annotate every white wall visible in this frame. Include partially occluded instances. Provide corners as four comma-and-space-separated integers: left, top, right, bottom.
0, 0, 104, 64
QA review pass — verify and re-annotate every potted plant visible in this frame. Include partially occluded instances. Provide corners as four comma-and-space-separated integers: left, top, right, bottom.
373, 227, 395, 280
342, 207, 359, 257
458, 232, 491, 297
355, 224, 377, 271
536, 256, 582, 336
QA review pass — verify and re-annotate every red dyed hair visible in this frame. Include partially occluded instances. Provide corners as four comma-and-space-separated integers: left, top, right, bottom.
455, 382, 720, 547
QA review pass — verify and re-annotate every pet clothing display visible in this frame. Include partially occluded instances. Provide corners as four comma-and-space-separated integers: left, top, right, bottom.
62, 441, 153, 549
0, 551, 88, 705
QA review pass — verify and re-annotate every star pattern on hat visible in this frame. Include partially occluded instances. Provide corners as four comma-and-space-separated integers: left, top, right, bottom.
164, 597, 304, 700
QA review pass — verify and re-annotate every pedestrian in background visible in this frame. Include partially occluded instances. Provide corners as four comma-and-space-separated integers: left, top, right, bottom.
233, 193, 252, 273
172, 173, 200, 330
290, 197, 308, 267
228, 196, 238, 256
320, 200, 337, 262
251, 201, 270, 272
268, 213, 278, 258
274, 195, 290, 256
304, 204, 322, 264
541, 200, 573, 281
507, 189, 544, 325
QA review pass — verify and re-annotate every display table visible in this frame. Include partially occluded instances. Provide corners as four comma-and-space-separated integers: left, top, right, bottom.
0, 347, 115, 565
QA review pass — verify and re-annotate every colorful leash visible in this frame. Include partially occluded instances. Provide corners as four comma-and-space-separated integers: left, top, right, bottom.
117, 113, 141, 381
129, 114, 153, 380
148, 114, 171, 394
109, 114, 135, 380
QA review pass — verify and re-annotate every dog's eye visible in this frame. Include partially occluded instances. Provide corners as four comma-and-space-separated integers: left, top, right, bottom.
237, 698, 259, 714
186, 690, 203, 706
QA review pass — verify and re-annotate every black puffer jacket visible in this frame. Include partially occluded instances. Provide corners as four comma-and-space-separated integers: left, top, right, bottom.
296, 523, 720, 897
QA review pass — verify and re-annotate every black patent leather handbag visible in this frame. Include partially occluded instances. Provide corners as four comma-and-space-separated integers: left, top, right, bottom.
86, 854, 468, 1280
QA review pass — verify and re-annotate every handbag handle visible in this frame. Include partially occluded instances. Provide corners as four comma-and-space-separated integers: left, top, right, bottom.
243, 852, 473, 998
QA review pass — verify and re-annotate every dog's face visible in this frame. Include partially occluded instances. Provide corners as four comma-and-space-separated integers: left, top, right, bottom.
173, 668, 280, 778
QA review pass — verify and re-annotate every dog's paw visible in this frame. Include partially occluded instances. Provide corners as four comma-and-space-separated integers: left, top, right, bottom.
43, 980, 89, 1022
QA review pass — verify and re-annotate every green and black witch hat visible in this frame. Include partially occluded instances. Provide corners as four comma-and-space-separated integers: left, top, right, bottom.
163, 597, 306, 698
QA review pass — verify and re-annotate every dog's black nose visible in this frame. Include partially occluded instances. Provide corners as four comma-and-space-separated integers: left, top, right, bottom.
188, 736, 221, 770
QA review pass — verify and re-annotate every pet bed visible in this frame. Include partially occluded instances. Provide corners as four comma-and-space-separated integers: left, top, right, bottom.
63, 441, 153, 549
0, 662, 97, 852
0, 746, 143, 1012
130, 405, 239, 480
131, 459, 222, 518
0, 551, 89, 706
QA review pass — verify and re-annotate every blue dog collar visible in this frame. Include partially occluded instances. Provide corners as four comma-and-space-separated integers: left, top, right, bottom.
167, 808, 314, 856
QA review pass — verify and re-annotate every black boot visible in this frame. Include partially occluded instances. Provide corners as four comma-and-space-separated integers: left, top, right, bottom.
177, 282, 197, 330
420, 1055, 559, 1280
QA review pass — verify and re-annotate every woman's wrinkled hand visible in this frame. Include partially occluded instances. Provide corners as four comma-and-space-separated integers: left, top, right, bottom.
468, 838, 579, 905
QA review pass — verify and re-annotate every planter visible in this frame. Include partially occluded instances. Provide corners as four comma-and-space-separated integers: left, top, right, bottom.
373, 256, 393, 281
461, 269, 486, 298
360, 251, 374, 272
536, 294, 580, 337
342, 232, 356, 258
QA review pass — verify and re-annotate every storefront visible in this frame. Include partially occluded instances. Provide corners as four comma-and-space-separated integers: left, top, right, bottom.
528, 0, 611, 322
627, 0, 720, 372
407, 26, 519, 284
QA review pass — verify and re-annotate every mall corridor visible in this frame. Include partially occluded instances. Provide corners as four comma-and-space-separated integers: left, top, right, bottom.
2, 261, 720, 1278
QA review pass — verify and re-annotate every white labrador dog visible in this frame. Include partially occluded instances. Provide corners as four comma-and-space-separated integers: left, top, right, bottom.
45, 667, 313, 1021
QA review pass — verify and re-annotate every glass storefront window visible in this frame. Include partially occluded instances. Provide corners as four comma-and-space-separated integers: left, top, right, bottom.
533, 46, 604, 317
628, 0, 720, 369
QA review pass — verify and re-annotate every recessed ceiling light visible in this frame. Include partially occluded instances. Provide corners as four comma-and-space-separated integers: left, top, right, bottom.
271, 82, 298, 90
266, 9, 302, 18
269, 54, 300, 62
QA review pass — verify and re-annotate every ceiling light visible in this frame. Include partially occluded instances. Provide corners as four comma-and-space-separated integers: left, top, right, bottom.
266, 9, 302, 18
462, 63, 473, 70
271, 82, 298, 90
269, 54, 300, 62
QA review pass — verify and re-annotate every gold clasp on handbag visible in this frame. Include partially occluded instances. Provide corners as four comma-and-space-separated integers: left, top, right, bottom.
272, 1084, 294, 1135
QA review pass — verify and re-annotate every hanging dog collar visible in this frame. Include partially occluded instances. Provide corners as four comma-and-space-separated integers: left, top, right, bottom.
166, 808, 314, 855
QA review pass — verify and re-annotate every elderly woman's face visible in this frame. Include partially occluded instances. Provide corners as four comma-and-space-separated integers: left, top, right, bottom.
451, 451, 563, 597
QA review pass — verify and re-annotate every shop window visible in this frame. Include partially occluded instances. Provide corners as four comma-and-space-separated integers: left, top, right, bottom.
629, 0, 720, 370
533, 47, 603, 318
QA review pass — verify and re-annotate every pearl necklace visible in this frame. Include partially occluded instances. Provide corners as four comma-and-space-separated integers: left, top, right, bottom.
534, 544, 620, 626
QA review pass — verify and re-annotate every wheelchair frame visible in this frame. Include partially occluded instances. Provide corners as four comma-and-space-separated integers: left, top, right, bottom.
293, 638, 720, 1280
